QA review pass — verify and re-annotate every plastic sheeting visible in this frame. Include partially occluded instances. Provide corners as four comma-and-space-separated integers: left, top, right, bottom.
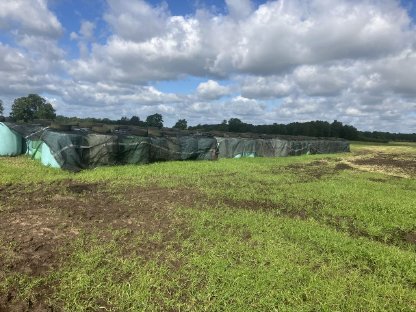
26, 140, 43, 160
149, 136, 217, 162
118, 136, 150, 165
0, 122, 23, 156
41, 143, 61, 168
216, 137, 349, 158
1, 123, 218, 171
1, 122, 350, 171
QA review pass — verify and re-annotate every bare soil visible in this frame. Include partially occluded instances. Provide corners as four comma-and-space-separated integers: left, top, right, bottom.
352, 153, 416, 176
0, 181, 199, 311
281, 160, 353, 181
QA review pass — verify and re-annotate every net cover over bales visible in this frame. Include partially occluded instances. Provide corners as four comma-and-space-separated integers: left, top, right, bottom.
214, 131, 350, 158
0, 123, 349, 171
0, 123, 218, 171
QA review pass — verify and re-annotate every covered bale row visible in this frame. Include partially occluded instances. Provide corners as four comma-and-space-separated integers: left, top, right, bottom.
0, 122, 350, 171
216, 137, 350, 158
0, 123, 217, 171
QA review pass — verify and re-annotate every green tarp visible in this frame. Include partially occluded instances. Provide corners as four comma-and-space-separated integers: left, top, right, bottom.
216, 137, 350, 158
1, 123, 218, 171
0, 122, 350, 171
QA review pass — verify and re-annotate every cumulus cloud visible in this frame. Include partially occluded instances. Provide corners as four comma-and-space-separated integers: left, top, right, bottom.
225, 0, 253, 19
0, 0, 62, 38
227, 96, 267, 116
104, 0, 168, 42
240, 75, 293, 99
71, 20, 96, 57
60, 83, 180, 107
67, 0, 414, 84
196, 80, 230, 100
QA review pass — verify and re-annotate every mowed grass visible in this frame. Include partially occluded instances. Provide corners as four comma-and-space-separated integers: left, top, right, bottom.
0, 141, 415, 311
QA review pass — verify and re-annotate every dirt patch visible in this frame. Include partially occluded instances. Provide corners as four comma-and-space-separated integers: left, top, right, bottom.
334, 163, 353, 171
279, 160, 353, 181
403, 231, 416, 245
67, 182, 98, 194
0, 180, 200, 311
219, 197, 318, 220
352, 153, 416, 176
217, 196, 416, 250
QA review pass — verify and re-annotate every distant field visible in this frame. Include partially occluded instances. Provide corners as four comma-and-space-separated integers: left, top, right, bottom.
0, 141, 415, 311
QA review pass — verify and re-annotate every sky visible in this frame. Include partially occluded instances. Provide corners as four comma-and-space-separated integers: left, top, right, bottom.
0, 0, 415, 132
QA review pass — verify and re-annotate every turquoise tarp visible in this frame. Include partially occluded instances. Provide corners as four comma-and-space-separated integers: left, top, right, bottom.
0, 122, 23, 156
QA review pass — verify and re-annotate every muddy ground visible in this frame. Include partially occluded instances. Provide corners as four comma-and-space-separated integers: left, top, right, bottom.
0, 181, 200, 311
350, 152, 416, 177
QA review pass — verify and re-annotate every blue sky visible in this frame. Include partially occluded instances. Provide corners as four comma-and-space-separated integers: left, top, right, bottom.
0, 0, 415, 132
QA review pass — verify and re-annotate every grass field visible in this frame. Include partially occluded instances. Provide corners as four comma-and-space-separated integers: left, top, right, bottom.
0, 141, 415, 311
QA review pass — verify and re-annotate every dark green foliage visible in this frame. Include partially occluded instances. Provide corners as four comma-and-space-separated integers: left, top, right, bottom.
51, 113, 415, 142
10, 94, 56, 122
0, 99, 3, 116
146, 113, 163, 128
228, 118, 244, 132
189, 119, 361, 140
130, 116, 140, 126
173, 119, 188, 130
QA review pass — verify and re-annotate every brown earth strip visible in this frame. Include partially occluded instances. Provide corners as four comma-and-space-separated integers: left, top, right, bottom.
277, 160, 353, 181
351, 153, 416, 176
217, 196, 416, 249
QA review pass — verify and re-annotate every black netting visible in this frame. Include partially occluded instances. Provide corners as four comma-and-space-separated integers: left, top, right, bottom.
216, 137, 349, 158
2, 122, 349, 171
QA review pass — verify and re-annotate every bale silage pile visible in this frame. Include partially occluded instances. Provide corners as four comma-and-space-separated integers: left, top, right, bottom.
0, 122, 218, 171
214, 132, 350, 158
0, 122, 350, 171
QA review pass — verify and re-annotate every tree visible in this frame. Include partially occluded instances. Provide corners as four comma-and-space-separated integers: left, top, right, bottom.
146, 113, 163, 128
130, 116, 140, 126
36, 102, 56, 120
330, 120, 343, 138
10, 94, 56, 122
173, 119, 187, 130
119, 117, 129, 125
0, 99, 3, 116
228, 118, 243, 132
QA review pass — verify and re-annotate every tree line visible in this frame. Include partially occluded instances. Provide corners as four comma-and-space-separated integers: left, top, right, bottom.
1, 94, 415, 141
189, 119, 416, 142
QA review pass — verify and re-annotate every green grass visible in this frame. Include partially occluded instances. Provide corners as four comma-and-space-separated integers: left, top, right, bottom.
0, 142, 416, 311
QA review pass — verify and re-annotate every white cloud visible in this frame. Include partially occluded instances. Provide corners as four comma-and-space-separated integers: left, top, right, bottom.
104, 0, 168, 42
196, 80, 230, 100
71, 20, 96, 57
228, 96, 266, 116
0, 0, 62, 38
293, 65, 353, 97
225, 0, 253, 19
69, 16, 206, 82
240, 76, 293, 99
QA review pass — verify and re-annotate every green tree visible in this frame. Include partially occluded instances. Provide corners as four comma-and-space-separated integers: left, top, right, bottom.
173, 119, 187, 130
0, 99, 3, 116
228, 118, 243, 132
10, 94, 56, 122
146, 113, 163, 128
36, 102, 56, 120
330, 120, 344, 138
130, 116, 140, 125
